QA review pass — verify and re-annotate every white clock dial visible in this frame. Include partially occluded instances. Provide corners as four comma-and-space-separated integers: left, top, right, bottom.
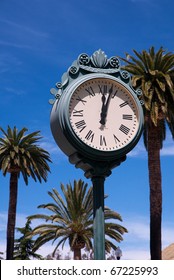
69, 77, 140, 152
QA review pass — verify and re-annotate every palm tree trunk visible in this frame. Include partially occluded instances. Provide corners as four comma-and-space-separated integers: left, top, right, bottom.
147, 121, 162, 260
73, 248, 81, 260
6, 172, 18, 260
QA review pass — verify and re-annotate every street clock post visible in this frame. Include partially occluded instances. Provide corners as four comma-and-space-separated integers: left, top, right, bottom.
49, 50, 144, 259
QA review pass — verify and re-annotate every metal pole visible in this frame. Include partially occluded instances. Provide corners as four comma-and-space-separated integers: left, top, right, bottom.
92, 175, 105, 260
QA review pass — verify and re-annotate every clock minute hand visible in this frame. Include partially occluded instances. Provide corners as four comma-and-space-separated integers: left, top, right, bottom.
99, 85, 113, 125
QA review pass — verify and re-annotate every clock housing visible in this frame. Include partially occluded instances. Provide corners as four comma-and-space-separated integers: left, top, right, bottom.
50, 73, 144, 161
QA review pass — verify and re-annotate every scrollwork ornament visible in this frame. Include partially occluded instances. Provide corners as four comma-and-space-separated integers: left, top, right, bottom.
56, 82, 62, 89
55, 91, 61, 100
50, 88, 57, 96
136, 88, 142, 96
49, 88, 61, 104
135, 89, 144, 105
69, 65, 78, 75
109, 56, 120, 68
78, 53, 90, 65
120, 70, 130, 80
139, 99, 144, 105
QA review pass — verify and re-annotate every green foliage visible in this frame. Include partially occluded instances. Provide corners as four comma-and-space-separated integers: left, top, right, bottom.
14, 220, 43, 260
28, 180, 127, 257
0, 126, 51, 184
121, 47, 174, 134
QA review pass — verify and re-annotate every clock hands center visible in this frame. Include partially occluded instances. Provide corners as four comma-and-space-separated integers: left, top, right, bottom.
99, 85, 113, 127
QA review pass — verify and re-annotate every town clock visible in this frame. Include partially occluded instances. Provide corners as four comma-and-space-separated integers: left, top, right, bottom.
50, 50, 144, 166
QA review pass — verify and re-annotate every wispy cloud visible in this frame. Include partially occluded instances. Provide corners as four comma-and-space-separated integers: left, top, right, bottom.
0, 213, 7, 232
162, 223, 174, 247
123, 249, 150, 260
0, 18, 50, 52
160, 131, 174, 156
3, 87, 26, 96
0, 18, 49, 38
160, 146, 174, 156
40, 140, 66, 159
0, 53, 22, 74
128, 142, 146, 158
123, 214, 174, 244
0, 40, 35, 50
128, 130, 174, 158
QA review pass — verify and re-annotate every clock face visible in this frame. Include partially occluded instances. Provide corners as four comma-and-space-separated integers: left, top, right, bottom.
68, 77, 141, 153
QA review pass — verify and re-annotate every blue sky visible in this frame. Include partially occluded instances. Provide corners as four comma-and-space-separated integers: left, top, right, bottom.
0, 0, 174, 259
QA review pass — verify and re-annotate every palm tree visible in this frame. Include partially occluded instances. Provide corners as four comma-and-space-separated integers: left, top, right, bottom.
14, 220, 43, 260
0, 126, 51, 260
28, 179, 127, 260
121, 47, 174, 259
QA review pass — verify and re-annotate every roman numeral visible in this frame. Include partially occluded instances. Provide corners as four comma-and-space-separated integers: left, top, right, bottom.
75, 120, 86, 132
85, 86, 95, 97
76, 96, 87, 105
119, 124, 130, 135
113, 134, 120, 143
111, 89, 118, 98
119, 101, 129, 108
98, 84, 118, 98
98, 84, 107, 94
122, 114, 133, 120
85, 130, 95, 142
72, 109, 84, 117
100, 135, 107, 146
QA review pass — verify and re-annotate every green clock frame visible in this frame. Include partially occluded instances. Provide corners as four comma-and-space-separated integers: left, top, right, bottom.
51, 72, 144, 162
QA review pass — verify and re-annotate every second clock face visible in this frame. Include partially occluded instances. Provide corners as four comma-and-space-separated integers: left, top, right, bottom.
69, 77, 140, 152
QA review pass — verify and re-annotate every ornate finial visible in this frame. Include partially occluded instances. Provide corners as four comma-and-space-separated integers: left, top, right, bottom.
91, 49, 108, 68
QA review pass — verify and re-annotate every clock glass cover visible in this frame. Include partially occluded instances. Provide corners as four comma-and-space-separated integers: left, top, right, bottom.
69, 77, 141, 152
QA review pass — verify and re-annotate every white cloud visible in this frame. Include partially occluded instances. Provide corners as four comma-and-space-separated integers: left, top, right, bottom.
160, 146, 174, 156
162, 224, 174, 247
4, 87, 26, 96
128, 142, 146, 158
39, 140, 67, 162
128, 130, 174, 158
160, 132, 174, 156
0, 213, 7, 232
0, 18, 48, 38
0, 40, 34, 50
120, 215, 174, 259
124, 221, 149, 241
40, 141, 61, 155
123, 249, 150, 260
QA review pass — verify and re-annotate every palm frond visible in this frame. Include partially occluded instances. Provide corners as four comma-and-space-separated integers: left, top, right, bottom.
0, 126, 51, 184
120, 46, 174, 130
28, 180, 127, 258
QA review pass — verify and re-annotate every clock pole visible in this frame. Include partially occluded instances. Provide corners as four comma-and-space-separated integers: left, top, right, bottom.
83, 157, 126, 260
92, 175, 105, 259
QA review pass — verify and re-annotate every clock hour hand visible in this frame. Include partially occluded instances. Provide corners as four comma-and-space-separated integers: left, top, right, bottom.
99, 85, 113, 126
100, 95, 106, 125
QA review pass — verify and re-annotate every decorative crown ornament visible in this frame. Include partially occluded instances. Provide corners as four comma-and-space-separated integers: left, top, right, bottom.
49, 49, 143, 105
